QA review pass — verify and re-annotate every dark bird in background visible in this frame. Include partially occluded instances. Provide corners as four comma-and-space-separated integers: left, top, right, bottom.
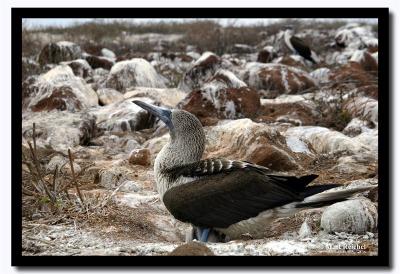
284, 26, 320, 64
133, 100, 375, 242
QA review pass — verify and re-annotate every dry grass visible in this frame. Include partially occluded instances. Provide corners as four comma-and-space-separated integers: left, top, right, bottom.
21, 123, 122, 223
23, 19, 376, 57
22, 20, 41, 57
311, 85, 355, 132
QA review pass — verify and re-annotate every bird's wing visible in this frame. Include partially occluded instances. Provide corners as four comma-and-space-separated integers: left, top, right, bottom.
162, 158, 317, 228
167, 158, 268, 178
290, 36, 312, 56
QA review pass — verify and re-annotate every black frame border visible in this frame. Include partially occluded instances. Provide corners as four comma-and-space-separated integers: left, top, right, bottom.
12, 7, 390, 267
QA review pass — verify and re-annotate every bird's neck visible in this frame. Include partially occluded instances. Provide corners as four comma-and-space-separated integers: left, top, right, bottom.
284, 30, 295, 53
154, 130, 205, 197
284, 30, 292, 39
155, 128, 205, 172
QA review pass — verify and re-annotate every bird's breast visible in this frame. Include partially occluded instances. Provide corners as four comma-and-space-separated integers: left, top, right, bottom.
154, 168, 199, 200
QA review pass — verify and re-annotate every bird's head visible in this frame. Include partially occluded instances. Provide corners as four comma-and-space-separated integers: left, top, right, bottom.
133, 100, 204, 141
283, 25, 294, 35
283, 24, 294, 30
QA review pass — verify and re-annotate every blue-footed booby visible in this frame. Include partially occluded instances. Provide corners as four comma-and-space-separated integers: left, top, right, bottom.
284, 26, 319, 64
133, 100, 375, 242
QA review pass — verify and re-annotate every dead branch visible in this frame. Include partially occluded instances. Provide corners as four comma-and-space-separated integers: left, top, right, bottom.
68, 148, 85, 207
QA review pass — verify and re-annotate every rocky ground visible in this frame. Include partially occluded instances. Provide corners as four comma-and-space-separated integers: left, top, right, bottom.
21, 21, 379, 256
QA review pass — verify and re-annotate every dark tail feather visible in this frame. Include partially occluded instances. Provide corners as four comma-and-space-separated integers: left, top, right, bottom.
296, 185, 377, 208
306, 55, 317, 64
271, 174, 318, 193
301, 184, 342, 198
298, 174, 319, 185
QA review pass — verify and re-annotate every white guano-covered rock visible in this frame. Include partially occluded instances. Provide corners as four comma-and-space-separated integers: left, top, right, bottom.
27, 65, 98, 112
60, 59, 93, 78
89, 97, 156, 132
372, 52, 378, 63
321, 198, 377, 234
179, 69, 260, 121
124, 87, 186, 108
309, 68, 332, 84
144, 119, 298, 171
335, 24, 377, 50
344, 97, 378, 125
204, 119, 298, 171
105, 58, 166, 93
101, 48, 116, 59
284, 126, 371, 155
240, 63, 316, 97
342, 118, 375, 137
350, 50, 378, 72
210, 69, 247, 88
38, 41, 82, 66
353, 130, 378, 157
96, 88, 124, 105
22, 111, 97, 151
331, 155, 375, 174
178, 51, 222, 92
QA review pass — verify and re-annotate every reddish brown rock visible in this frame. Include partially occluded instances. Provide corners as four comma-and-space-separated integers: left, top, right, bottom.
351, 85, 378, 100
179, 69, 260, 122
27, 65, 98, 112
330, 63, 377, 89
85, 55, 114, 70
177, 53, 194, 62
81, 41, 103, 56
178, 52, 222, 92
275, 55, 307, 70
144, 118, 301, 172
367, 46, 378, 54
181, 87, 260, 123
31, 86, 84, 112
244, 137, 299, 171
349, 50, 378, 72
258, 101, 317, 126
241, 63, 317, 97
61, 59, 93, 78
204, 119, 299, 171
343, 96, 378, 125
257, 46, 276, 63
128, 148, 151, 166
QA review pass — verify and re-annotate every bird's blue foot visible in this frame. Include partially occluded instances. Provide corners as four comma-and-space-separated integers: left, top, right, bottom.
199, 228, 211, 242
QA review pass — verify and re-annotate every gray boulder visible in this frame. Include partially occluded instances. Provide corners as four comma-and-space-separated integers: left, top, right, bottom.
321, 198, 377, 234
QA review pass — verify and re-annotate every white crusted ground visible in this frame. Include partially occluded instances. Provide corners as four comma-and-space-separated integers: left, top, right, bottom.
22, 222, 377, 256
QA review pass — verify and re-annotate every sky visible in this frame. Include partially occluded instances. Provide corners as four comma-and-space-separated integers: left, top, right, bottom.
23, 18, 378, 29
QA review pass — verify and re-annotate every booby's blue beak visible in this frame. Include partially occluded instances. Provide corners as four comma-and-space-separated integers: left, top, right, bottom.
132, 100, 173, 130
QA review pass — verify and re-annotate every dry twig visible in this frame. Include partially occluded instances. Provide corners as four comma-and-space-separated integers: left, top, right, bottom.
68, 148, 85, 207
